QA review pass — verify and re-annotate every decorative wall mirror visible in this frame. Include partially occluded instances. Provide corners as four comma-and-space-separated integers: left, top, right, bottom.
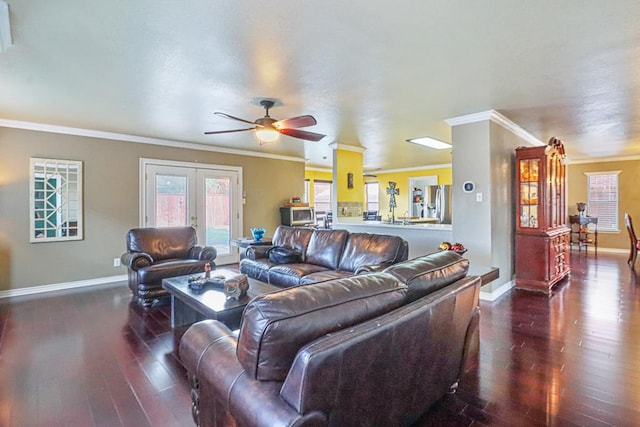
30, 158, 83, 242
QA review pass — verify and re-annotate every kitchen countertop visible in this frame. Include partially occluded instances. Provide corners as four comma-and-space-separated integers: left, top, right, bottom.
335, 220, 453, 231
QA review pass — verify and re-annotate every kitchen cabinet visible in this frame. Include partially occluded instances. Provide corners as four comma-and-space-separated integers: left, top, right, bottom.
515, 137, 570, 293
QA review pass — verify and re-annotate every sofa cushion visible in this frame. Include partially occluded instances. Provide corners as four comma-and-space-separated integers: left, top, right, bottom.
272, 226, 315, 261
268, 263, 330, 288
338, 232, 408, 272
383, 251, 469, 303
304, 229, 349, 269
236, 273, 407, 381
299, 269, 355, 284
136, 259, 207, 283
239, 258, 275, 284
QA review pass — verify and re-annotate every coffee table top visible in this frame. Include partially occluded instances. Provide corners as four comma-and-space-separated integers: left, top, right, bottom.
162, 268, 279, 319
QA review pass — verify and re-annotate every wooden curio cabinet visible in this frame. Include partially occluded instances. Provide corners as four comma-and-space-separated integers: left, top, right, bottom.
515, 137, 570, 293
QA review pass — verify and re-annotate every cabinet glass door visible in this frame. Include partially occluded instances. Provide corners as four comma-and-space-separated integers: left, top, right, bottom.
519, 158, 539, 228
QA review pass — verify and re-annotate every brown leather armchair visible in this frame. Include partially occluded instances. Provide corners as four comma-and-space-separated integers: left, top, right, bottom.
121, 227, 217, 307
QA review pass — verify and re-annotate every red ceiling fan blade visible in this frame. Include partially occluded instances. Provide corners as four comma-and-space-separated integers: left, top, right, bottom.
204, 127, 256, 135
273, 115, 317, 130
279, 128, 326, 141
214, 112, 257, 126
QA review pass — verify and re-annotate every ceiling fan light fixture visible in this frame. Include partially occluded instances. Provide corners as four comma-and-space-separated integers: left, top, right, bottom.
407, 136, 451, 150
207, 99, 325, 143
255, 128, 280, 144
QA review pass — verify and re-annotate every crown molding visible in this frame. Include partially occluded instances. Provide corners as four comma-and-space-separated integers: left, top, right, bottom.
444, 110, 495, 126
327, 142, 366, 153
366, 163, 452, 175
0, 118, 307, 163
307, 163, 455, 175
305, 166, 333, 173
445, 109, 544, 147
566, 155, 640, 165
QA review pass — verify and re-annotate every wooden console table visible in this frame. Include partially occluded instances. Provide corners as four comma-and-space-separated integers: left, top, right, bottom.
569, 215, 598, 254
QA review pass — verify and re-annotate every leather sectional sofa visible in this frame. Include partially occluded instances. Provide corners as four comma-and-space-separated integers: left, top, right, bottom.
180, 250, 480, 427
121, 227, 217, 307
239, 225, 409, 287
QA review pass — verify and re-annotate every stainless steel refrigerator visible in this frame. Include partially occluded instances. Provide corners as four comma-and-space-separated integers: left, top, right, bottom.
425, 185, 452, 224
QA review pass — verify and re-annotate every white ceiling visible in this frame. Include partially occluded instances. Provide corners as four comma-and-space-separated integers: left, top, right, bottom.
1, 1, 639, 170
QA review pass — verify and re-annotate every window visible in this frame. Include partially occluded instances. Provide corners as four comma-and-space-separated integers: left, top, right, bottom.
313, 180, 332, 213
586, 171, 620, 231
303, 179, 310, 203
365, 182, 379, 212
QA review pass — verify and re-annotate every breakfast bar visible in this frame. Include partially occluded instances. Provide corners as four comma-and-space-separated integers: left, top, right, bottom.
336, 221, 453, 259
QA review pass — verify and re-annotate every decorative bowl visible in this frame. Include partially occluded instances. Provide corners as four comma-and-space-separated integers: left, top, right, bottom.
250, 227, 266, 242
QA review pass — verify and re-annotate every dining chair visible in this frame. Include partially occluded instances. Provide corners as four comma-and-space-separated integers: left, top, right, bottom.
625, 212, 639, 268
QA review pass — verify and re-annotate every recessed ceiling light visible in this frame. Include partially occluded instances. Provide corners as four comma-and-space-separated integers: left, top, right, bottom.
406, 136, 451, 150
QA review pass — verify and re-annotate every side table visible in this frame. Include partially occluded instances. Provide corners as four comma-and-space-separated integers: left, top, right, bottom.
230, 237, 273, 259
569, 215, 598, 254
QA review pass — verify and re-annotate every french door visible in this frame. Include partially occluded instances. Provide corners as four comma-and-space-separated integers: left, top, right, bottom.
141, 159, 242, 265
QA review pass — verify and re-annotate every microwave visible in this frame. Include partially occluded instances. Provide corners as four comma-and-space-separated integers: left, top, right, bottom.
280, 206, 315, 226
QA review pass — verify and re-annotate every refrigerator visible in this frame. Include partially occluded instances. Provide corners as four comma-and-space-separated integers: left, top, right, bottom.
425, 185, 452, 224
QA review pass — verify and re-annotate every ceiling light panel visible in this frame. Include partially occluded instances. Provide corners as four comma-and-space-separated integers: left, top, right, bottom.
406, 136, 451, 150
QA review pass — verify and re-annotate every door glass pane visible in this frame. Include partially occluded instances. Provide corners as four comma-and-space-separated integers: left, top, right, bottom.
204, 177, 231, 254
519, 159, 539, 228
155, 174, 188, 227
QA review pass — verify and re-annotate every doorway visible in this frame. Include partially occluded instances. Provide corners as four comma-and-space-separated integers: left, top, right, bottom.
141, 159, 242, 265
408, 176, 438, 218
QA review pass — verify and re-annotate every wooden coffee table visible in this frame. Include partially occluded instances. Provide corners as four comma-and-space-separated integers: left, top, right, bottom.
162, 268, 279, 331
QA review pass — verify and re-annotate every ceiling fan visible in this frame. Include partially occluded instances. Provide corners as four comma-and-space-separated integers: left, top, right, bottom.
204, 100, 326, 144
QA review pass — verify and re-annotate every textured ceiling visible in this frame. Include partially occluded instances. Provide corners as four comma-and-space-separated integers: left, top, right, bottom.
1, 1, 639, 170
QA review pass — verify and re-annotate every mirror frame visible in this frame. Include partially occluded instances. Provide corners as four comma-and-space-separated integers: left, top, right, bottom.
30, 158, 84, 243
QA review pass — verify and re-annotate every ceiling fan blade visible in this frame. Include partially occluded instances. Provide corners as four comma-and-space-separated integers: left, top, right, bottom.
279, 128, 326, 141
273, 115, 317, 130
204, 127, 256, 135
214, 112, 257, 126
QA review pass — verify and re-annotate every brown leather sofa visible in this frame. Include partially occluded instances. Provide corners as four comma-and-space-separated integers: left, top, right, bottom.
239, 225, 409, 287
121, 227, 217, 307
180, 251, 479, 427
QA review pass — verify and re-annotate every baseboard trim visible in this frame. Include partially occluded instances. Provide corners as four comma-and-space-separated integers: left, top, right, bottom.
480, 279, 515, 302
585, 247, 628, 254
0, 275, 128, 299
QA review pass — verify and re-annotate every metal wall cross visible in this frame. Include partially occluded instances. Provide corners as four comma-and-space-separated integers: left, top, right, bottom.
386, 181, 399, 223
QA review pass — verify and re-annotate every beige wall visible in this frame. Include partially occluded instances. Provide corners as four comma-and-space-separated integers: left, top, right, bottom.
0, 127, 304, 291
567, 159, 640, 249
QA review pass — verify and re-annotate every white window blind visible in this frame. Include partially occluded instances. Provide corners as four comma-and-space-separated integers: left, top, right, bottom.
586, 171, 620, 231
313, 180, 332, 213
365, 182, 379, 212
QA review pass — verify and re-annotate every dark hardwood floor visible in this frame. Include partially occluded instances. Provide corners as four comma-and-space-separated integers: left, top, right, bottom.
1, 252, 640, 426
